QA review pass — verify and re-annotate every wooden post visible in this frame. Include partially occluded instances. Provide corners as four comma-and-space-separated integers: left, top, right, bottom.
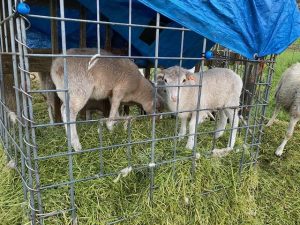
194, 63, 201, 72
104, 24, 112, 52
50, 0, 61, 122
79, 5, 86, 48
242, 63, 257, 117
144, 66, 151, 80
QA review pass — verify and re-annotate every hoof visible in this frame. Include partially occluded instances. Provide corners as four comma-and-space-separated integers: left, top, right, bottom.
72, 141, 82, 152
7, 160, 17, 169
185, 141, 194, 150
266, 120, 274, 127
106, 120, 115, 132
275, 148, 283, 157
8, 111, 17, 124
178, 132, 186, 141
214, 131, 224, 139
123, 120, 128, 131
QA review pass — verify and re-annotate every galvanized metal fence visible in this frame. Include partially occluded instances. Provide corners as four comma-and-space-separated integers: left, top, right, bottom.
0, 0, 276, 224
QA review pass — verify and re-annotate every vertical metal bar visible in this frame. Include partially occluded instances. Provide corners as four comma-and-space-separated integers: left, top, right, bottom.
191, 38, 206, 177
59, 0, 77, 223
227, 107, 237, 148
149, 12, 160, 204
0, 9, 4, 53
50, 0, 59, 54
7, 0, 28, 215
0, 37, 5, 147
253, 56, 276, 161
20, 11, 44, 224
0, 6, 4, 142
0, 0, 9, 153
172, 27, 185, 176
246, 62, 262, 163
127, 118, 132, 167
128, 0, 132, 56
1, 0, 9, 52
211, 108, 219, 151
79, 5, 87, 48
96, 0, 101, 54
240, 61, 248, 116
239, 100, 254, 173
15, 15, 37, 225
98, 120, 104, 175
50, 0, 61, 123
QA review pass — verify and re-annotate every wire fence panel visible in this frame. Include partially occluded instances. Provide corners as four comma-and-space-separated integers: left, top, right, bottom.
0, 0, 277, 224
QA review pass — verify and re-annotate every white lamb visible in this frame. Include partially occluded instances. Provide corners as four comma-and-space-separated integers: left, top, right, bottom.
266, 63, 300, 156
160, 66, 243, 156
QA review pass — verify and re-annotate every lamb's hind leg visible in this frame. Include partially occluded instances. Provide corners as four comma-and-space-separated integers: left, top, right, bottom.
48, 105, 54, 124
212, 108, 239, 157
266, 105, 280, 127
275, 116, 299, 156
227, 108, 239, 149
61, 95, 90, 151
107, 91, 123, 131
214, 110, 228, 139
61, 104, 82, 151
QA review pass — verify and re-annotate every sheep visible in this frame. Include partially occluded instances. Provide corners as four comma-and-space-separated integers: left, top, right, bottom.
266, 63, 300, 156
160, 66, 243, 156
51, 48, 164, 151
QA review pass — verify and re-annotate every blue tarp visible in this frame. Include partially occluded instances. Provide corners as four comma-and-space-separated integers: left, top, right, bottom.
138, 0, 300, 59
28, 1, 214, 68
27, 0, 300, 68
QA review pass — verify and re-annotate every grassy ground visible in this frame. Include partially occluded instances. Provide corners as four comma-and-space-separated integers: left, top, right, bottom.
0, 44, 299, 225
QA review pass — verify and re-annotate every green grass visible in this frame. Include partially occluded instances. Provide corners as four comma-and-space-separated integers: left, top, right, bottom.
0, 43, 300, 225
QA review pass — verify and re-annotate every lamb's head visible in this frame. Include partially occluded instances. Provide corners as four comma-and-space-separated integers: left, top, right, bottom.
158, 66, 194, 103
142, 91, 165, 114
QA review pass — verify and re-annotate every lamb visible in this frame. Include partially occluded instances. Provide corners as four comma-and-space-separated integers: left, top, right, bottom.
160, 66, 243, 156
51, 48, 164, 151
266, 63, 300, 156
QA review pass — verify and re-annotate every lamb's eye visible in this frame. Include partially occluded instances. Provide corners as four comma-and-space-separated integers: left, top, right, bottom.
182, 79, 186, 83
164, 79, 167, 83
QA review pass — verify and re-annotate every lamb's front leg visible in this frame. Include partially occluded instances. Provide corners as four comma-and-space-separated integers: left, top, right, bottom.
266, 105, 280, 127
212, 109, 238, 157
107, 94, 122, 131
178, 113, 188, 140
61, 104, 82, 151
186, 112, 198, 149
48, 105, 54, 124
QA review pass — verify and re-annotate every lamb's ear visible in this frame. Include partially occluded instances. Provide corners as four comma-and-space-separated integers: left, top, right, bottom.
185, 71, 196, 81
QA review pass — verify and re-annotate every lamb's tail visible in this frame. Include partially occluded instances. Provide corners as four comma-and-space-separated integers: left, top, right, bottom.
88, 54, 101, 71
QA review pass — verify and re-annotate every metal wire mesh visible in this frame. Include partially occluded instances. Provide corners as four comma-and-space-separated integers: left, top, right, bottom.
0, 0, 276, 224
